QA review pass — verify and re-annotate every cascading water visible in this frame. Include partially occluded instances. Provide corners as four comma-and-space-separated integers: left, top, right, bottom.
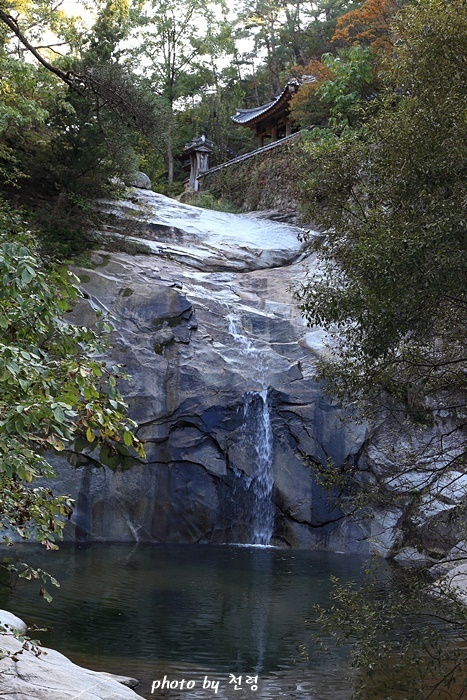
242, 390, 275, 545
227, 313, 275, 546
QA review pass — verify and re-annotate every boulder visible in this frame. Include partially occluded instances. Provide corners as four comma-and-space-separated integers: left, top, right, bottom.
0, 610, 140, 699
128, 171, 152, 189
393, 547, 437, 567
0, 610, 27, 634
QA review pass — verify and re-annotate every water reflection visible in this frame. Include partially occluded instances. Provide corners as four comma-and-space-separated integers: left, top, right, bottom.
0, 543, 368, 699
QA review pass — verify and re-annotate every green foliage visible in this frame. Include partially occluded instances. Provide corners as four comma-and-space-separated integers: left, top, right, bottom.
318, 45, 375, 127
296, 4, 467, 692
0, 0, 165, 252
296, 0, 467, 419
133, 0, 232, 185
177, 65, 257, 162
317, 564, 467, 699
237, 0, 292, 94
186, 191, 240, 213
2, 558, 60, 603
85, 0, 132, 62
0, 53, 57, 186
236, 0, 359, 98
0, 199, 144, 548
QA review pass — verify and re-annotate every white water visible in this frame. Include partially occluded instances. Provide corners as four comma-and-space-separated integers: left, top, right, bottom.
98, 189, 308, 272
243, 390, 275, 546
228, 314, 275, 546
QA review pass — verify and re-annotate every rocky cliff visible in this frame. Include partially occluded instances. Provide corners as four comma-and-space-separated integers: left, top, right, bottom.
43, 188, 374, 552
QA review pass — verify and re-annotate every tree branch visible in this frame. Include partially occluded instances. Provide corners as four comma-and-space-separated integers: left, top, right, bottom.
0, 9, 83, 92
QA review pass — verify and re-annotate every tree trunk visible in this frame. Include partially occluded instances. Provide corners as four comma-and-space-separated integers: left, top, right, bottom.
167, 112, 174, 187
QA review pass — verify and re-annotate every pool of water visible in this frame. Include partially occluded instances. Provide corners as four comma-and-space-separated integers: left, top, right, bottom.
0, 543, 369, 699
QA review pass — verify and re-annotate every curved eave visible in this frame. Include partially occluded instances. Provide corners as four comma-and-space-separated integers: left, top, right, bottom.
183, 135, 214, 155
231, 82, 299, 127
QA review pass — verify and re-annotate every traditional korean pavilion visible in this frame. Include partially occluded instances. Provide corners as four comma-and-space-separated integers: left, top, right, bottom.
231, 79, 309, 148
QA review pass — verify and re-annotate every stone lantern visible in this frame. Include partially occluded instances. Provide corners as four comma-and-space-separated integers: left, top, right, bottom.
183, 132, 214, 191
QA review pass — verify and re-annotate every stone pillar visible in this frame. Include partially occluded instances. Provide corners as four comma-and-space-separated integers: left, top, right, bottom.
183, 133, 214, 192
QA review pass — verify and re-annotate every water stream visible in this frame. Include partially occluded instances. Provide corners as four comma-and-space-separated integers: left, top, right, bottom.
241, 391, 274, 545
227, 313, 275, 545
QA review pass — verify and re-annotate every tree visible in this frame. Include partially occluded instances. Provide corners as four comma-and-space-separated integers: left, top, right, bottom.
296, 0, 467, 422
0, 0, 84, 91
317, 564, 467, 699
299, 0, 360, 56
295, 2, 467, 694
317, 44, 375, 126
134, 0, 231, 187
83, 0, 132, 62
331, 0, 403, 54
0, 199, 144, 549
295, 0, 467, 564
290, 45, 375, 128
237, 0, 290, 96
289, 57, 334, 127
0, 0, 165, 253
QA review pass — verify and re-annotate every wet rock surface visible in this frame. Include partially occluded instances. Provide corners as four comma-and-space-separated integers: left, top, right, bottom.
52, 190, 373, 551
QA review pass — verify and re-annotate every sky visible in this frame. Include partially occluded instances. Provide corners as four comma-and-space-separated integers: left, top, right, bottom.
60, 0, 92, 20
54, 0, 258, 80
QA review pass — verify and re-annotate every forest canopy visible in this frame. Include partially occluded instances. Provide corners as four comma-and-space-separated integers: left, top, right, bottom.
0, 0, 393, 203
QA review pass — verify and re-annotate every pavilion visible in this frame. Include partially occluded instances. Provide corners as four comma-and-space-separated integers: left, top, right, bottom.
231, 78, 314, 148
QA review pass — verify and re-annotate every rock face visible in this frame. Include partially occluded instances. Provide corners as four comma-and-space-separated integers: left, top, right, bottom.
0, 610, 140, 699
49, 189, 373, 551
359, 409, 467, 558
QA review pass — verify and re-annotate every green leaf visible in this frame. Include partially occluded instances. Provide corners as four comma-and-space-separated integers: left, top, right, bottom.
21, 267, 33, 284
53, 406, 65, 423
41, 588, 53, 603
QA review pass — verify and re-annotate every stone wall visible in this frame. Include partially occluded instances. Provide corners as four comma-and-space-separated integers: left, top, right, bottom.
198, 134, 310, 217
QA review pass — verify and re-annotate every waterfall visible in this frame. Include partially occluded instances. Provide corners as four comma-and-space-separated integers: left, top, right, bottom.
227, 313, 275, 545
227, 312, 265, 386
242, 390, 275, 545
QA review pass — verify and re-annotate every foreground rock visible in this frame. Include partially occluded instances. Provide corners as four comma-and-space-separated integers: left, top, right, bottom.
0, 610, 140, 700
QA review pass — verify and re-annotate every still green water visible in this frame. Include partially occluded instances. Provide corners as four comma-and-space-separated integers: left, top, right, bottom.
0, 543, 369, 699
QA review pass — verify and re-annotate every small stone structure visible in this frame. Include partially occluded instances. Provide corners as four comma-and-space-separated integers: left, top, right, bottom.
183, 132, 214, 191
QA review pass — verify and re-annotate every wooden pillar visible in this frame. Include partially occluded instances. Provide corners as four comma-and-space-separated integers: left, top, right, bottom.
285, 121, 292, 137
271, 124, 278, 142
258, 133, 264, 148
